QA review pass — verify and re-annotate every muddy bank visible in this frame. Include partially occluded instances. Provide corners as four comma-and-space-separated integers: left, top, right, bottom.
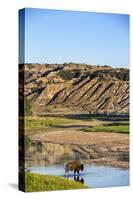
25, 139, 129, 169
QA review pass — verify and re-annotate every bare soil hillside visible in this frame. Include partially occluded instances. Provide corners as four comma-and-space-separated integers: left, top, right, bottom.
20, 63, 129, 114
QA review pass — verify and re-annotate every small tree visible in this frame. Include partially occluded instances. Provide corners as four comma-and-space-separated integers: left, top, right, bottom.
25, 98, 32, 116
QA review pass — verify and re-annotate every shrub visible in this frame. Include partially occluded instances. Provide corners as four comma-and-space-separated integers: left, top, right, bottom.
25, 98, 32, 116
58, 70, 80, 80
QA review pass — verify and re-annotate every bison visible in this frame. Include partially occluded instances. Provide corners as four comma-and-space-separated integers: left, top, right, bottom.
65, 161, 84, 176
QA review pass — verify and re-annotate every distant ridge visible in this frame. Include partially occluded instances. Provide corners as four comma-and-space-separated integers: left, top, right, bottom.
20, 63, 129, 114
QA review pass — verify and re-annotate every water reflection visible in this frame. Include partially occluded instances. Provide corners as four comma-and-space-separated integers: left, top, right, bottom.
74, 175, 84, 184
65, 174, 84, 184
28, 164, 129, 188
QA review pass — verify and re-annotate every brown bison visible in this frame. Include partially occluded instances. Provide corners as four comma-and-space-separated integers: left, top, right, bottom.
65, 161, 84, 176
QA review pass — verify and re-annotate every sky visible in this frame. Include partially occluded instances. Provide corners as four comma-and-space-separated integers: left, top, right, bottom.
19, 8, 129, 68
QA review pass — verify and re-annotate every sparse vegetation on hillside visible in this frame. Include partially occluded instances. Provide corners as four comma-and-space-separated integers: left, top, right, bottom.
25, 98, 32, 116
58, 69, 80, 80
19, 97, 32, 116
20, 63, 129, 115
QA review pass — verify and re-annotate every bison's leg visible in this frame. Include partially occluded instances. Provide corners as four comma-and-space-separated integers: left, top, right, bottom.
74, 169, 79, 176
77, 170, 80, 175
65, 168, 69, 177
65, 169, 67, 177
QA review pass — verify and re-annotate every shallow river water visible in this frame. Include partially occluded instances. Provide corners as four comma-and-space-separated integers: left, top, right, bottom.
28, 164, 129, 188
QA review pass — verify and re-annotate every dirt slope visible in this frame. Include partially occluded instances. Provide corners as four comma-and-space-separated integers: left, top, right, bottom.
20, 63, 129, 114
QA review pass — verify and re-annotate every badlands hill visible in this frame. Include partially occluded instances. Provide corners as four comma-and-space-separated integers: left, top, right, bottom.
19, 63, 129, 114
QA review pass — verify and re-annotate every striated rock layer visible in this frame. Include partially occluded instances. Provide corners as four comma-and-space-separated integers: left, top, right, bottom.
20, 63, 129, 114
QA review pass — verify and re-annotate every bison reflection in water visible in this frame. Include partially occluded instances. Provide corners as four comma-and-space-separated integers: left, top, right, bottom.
65, 161, 84, 176
74, 175, 84, 184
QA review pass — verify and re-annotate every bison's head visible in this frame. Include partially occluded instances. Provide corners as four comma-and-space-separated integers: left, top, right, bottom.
80, 164, 84, 171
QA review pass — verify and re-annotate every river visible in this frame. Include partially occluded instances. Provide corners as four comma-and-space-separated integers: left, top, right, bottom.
28, 164, 129, 188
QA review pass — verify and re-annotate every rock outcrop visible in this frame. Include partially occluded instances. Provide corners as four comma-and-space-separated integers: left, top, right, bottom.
20, 63, 129, 114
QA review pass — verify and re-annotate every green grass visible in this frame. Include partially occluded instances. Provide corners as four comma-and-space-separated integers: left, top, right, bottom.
24, 173, 88, 192
25, 98, 32, 116
23, 116, 77, 129
82, 122, 129, 134
19, 98, 32, 116
108, 121, 129, 126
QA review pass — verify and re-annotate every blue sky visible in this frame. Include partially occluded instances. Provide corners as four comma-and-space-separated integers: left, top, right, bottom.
20, 8, 129, 67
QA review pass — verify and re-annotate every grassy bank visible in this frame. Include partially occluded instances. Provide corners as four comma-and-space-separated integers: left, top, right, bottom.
20, 116, 78, 129
25, 173, 88, 192
82, 121, 129, 134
